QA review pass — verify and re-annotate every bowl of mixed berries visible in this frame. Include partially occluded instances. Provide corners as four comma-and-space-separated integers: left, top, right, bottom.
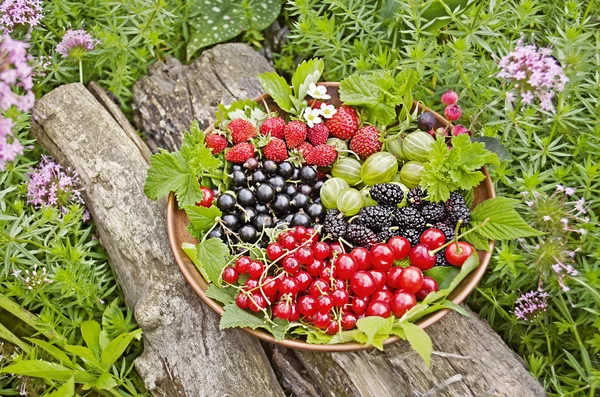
146, 59, 530, 355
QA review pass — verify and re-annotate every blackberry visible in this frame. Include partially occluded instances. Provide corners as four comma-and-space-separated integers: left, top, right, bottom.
376, 228, 397, 244
421, 203, 446, 224
436, 249, 450, 266
370, 184, 404, 205
393, 207, 426, 231
434, 221, 455, 241
445, 191, 471, 225
357, 205, 394, 232
399, 228, 421, 246
324, 209, 348, 239
345, 224, 378, 249
406, 186, 427, 208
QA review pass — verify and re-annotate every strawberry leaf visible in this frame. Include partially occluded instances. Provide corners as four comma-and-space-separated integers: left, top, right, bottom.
292, 59, 324, 101
258, 72, 294, 113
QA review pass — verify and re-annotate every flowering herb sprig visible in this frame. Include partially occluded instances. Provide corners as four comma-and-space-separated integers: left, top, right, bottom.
514, 289, 549, 322
0, 0, 43, 33
56, 28, 99, 84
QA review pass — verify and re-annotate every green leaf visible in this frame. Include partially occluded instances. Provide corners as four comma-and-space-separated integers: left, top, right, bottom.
423, 251, 480, 304
94, 372, 118, 390
356, 316, 394, 350
80, 321, 101, 359
183, 242, 210, 282
184, 205, 221, 235
470, 197, 543, 239
440, 300, 469, 316
100, 329, 142, 371
219, 303, 268, 330
463, 229, 491, 251
196, 238, 231, 285
144, 151, 202, 207
424, 266, 460, 290
400, 322, 433, 366
471, 136, 510, 161
63, 346, 103, 370
257, 72, 294, 113
421, 0, 473, 32
329, 329, 368, 344
270, 319, 291, 342
26, 338, 74, 368
215, 99, 258, 127
292, 59, 324, 101
0, 361, 95, 383
339, 71, 384, 106
205, 284, 237, 305
46, 377, 75, 397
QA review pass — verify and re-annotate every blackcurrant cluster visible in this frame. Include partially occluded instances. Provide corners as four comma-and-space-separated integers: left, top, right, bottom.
211, 159, 326, 246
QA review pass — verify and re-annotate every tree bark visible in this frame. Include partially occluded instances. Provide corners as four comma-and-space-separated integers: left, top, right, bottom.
31, 83, 284, 397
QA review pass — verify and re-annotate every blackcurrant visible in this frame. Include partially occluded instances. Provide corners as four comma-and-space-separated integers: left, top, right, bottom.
244, 158, 259, 171
291, 212, 312, 227
277, 162, 294, 179
281, 213, 294, 224
253, 213, 274, 230
300, 165, 318, 183
298, 184, 313, 197
291, 167, 300, 180
272, 194, 291, 214
231, 164, 243, 172
285, 184, 297, 196
268, 175, 286, 193
312, 180, 324, 198
417, 112, 437, 132
237, 188, 255, 207
239, 225, 259, 243
254, 202, 269, 214
251, 170, 268, 186
232, 171, 247, 188
291, 193, 309, 210
207, 227, 224, 240
216, 193, 236, 212
240, 207, 257, 223
263, 160, 278, 175
306, 202, 325, 221
255, 183, 275, 203
221, 214, 240, 231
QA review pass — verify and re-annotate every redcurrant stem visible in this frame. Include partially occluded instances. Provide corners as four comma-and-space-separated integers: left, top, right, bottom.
429, 217, 491, 255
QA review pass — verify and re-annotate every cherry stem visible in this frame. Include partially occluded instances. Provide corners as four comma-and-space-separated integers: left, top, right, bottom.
453, 219, 464, 254
430, 217, 490, 255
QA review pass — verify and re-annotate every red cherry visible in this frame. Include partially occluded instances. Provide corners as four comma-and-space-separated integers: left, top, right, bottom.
416, 276, 439, 300
248, 294, 267, 312
298, 295, 318, 316
445, 242, 475, 267
350, 271, 376, 297
326, 320, 340, 335
295, 247, 314, 265
386, 267, 404, 289
248, 260, 266, 279
409, 244, 436, 270
196, 186, 214, 207
331, 289, 349, 306
266, 243, 285, 261
283, 256, 301, 275
313, 241, 331, 259
294, 226, 308, 241
420, 228, 446, 249
319, 266, 334, 282
295, 271, 313, 291
261, 276, 279, 297
282, 234, 297, 250
273, 301, 292, 320
350, 247, 371, 270
306, 258, 325, 277
351, 296, 369, 314
398, 266, 423, 293
279, 276, 300, 297
330, 242, 344, 256
371, 289, 393, 304
387, 236, 411, 260
309, 279, 330, 297
369, 244, 395, 271
335, 254, 358, 280
369, 270, 387, 291
236, 292, 249, 309
390, 292, 417, 317
317, 295, 334, 314
222, 266, 238, 284
235, 256, 252, 274
288, 303, 300, 321
341, 313, 357, 330
366, 300, 391, 318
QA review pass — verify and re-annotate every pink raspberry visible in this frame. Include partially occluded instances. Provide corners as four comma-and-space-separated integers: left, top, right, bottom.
441, 90, 459, 105
444, 104, 462, 122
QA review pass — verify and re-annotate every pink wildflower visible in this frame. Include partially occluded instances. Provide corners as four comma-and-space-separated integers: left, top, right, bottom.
0, 0, 43, 33
514, 289, 549, 321
0, 115, 22, 170
56, 29, 99, 59
0, 34, 34, 111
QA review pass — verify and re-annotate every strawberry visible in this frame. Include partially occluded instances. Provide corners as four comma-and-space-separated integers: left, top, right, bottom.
305, 145, 337, 167
228, 119, 257, 143
259, 117, 285, 139
284, 121, 307, 149
307, 124, 329, 146
350, 125, 382, 160
326, 106, 359, 139
225, 142, 255, 163
308, 99, 323, 109
205, 132, 228, 154
263, 138, 288, 162
297, 141, 314, 157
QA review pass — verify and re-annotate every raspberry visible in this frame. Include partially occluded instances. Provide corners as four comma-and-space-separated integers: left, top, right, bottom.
307, 124, 329, 146
406, 186, 427, 208
263, 138, 288, 162
445, 191, 470, 225
441, 90, 459, 106
444, 104, 462, 122
228, 119, 257, 143
323, 209, 348, 239
305, 145, 338, 167
284, 121, 308, 149
370, 183, 404, 205
393, 207, 426, 231
326, 106, 359, 139
205, 133, 228, 154
345, 224, 378, 249
357, 205, 393, 232
260, 117, 285, 139
452, 124, 471, 136
399, 228, 420, 246
350, 125, 382, 159
225, 142, 255, 163
421, 203, 446, 224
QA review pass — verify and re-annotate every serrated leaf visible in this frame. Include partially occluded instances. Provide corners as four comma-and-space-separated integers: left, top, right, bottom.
219, 304, 268, 330
339, 72, 384, 106
270, 318, 292, 342
205, 284, 237, 305
184, 205, 221, 235
356, 316, 394, 350
196, 238, 231, 285
257, 72, 294, 113
424, 266, 460, 289
471, 197, 543, 239
182, 242, 210, 283
144, 151, 201, 207
463, 229, 491, 251
0, 361, 95, 383
292, 59, 324, 101
400, 322, 433, 366
329, 329, 368, 344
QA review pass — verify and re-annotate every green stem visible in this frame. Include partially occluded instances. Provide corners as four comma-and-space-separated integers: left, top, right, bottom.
0, 293, 66, 343
0, 321, 31, 353
430, 218, 489, 255
79, 59, 83, 85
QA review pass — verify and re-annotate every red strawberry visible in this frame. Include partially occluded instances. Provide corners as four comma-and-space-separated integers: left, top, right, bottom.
205, 133, 228, 154
225, 142, 255, 163
307, 124, 329, 146
305, 145, 337, 167
308, 99, 324, 109
297, 141, 314, 157
326, 106, 359, 139
228, 119, 257, 143
350, 125, 382, 159
259, 117, 285, 139
263, 138, 288, 162
284, 121, 308, 149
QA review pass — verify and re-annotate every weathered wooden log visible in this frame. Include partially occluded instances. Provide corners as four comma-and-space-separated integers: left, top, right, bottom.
131, 43, 547, 397
31, 82, 285, 397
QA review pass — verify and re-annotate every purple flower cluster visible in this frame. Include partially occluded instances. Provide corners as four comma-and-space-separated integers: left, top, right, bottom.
498, 40, 568, 112
26, 155, 87, 216
0, 33, 33, 110
514, 289, 549, 321
0, 0, 43, 33
56, 29, 99, 59
0, 116, 21, 169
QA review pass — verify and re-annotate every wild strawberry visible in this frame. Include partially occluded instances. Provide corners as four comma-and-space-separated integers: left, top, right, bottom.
228, 119, 257, 143
452, 124, 471, 136
284, 121, 308, 149
259, 117, 285, 139
205, 133, 228, 154
263, 138, 288, 162
326, 106, 359, 139
444, 104, 462, 122
308, 99, 323, 109
350, 125, 382, 159
441, 90, 459, 106
305, 145, 337, 167
225, 142, 255, 163
297, 141, 314, 157
307, 124, 329, 146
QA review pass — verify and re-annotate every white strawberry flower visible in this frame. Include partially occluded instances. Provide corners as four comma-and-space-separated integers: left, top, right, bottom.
319, 103, 337, 119
303, 106, 322, 128
307, 83, 331, 100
